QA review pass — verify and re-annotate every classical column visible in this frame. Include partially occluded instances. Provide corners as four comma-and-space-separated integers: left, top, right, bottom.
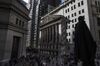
53, 25, 55, 43
47, 28, 49, 43
55, 24, 58, 42
41, 30, 43, 43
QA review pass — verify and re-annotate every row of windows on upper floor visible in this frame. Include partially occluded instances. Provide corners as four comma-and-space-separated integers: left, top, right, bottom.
67, 31, 75, 36
65, 0, 84, 13
16, 18, 25, 28
67, 23, 76, 29
66, 9, 85, 19
65, 0, 78, 7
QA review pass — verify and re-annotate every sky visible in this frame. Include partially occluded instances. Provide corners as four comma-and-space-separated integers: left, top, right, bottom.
23, 0, 64, 3
61, 0, 64, 3
23, 0, 29, 3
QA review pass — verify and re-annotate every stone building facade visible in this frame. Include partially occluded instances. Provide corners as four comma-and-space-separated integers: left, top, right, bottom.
39, 15, 68, 60
0, 0, 30, 65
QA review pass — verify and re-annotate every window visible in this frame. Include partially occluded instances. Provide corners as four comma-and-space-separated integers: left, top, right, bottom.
68, 8, 69, 12
74, 12, 76, 16
95, 1, 97, 5
72, 24, 74, 28
22, 22, 24, 27
72, 14, 74, 17
68, 15, 70, 18
72, 20, 74, 23
68, 4, 69, 6
68, 26, 70, 29
74, 5, 76, 9
69, 26, 70, 29
78, 2, 80, 7
65, 10, 67, 13
97, 17, 100, 26
71, 1, 73, 4
82, 9, 84, 13
81, 1, 84, 5
69, 39, 71, 42
71, 6, 73, 10
75, 18, 77, 22
19, 20, 21, 26
69, 33, 70, 36
16, 18, 18, 24
79, 10, 81, 14
73, 0, 76, 2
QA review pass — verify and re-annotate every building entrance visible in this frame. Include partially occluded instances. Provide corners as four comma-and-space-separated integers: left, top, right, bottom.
11, 36, 20, 59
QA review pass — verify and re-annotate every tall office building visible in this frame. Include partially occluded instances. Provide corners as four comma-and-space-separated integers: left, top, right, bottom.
41, 0, 100, 64
40, 0, 61, 16
26, 0, 33, 47
26, 0, 46, 55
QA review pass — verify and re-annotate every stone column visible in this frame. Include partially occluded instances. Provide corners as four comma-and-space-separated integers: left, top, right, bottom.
55, 24, 58, 42
47, 27, 49, 43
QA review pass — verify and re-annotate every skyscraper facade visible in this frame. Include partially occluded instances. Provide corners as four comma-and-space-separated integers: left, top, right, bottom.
27, 0, 40, 48
40, 0, 61, 16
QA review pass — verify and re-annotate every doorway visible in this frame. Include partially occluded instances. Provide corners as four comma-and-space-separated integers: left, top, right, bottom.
11, 36, 20, 59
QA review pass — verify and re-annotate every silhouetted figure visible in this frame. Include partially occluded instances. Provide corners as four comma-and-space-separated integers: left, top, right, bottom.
74, 16, 97, 66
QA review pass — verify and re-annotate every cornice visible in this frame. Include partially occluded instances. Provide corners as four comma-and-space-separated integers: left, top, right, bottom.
0, 2, 30, 20
41, 0, 73, 19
